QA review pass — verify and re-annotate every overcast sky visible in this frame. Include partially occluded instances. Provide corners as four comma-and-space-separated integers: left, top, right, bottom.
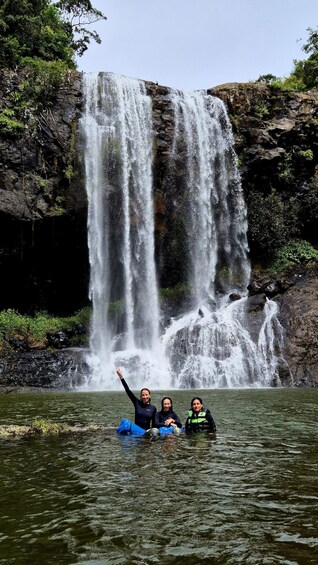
76, 0, 318, 90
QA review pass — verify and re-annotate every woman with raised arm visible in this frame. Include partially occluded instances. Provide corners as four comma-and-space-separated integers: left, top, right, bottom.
185, 397, 217, 434
116, 368, 157, 431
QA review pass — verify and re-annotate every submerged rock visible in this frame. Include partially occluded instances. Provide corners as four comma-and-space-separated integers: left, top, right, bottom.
0, 422, 109, 440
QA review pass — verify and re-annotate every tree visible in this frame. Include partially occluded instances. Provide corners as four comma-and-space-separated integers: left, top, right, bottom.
288, 27, 318, 90
256, 74, 279, 84
0, 0, 106, 68
55, 0, 106, 57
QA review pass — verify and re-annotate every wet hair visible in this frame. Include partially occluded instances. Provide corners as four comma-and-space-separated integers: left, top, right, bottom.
191, 396, 203, 407
161, 396, 173, 410
140, 388, 151, 402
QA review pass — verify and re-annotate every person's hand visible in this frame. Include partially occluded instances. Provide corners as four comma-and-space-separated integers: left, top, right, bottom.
164, 418, 174, 426
116, 367, 123, 379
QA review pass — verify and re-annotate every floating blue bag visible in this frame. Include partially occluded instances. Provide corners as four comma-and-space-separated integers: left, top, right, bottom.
159, 426, 175, 436
117, 418, 146, 436
117, 419, 185, 437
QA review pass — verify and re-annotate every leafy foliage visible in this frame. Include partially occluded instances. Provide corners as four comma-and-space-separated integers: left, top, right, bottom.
0, 0, 106, 69
0, 307, 91, 348
55, 0, 106, 57
256, 27, 318, 91
160, 282, 190, 301
32, 418, 60, 435
0, 109, 25, 135
268, 240, 318, 275
19, 58, 69, 109
247, 191, 300, 256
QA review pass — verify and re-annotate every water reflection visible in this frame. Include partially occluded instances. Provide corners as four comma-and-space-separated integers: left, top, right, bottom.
0, 389, 317, 564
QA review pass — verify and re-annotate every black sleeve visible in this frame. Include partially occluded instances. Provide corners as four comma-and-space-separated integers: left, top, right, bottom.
185, 416, 191, 433
173, 411, 182, 428
120, 378, 138, 407
151, 407, 157, 428
205, 409, 217, 432
155, 411, 164, 428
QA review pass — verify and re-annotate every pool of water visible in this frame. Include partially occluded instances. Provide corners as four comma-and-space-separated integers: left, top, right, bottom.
0, 388, 317, 564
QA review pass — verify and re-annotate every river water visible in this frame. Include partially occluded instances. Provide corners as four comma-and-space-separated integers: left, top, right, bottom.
0, 389, 317, 565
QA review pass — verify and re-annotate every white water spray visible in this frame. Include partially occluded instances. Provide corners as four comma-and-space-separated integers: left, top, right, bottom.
164, 90, 285, 387
81, 75, 286, 390
81, 73, 168, 389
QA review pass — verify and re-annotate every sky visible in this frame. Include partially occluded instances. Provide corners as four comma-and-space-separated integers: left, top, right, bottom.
76, 0, 318, 90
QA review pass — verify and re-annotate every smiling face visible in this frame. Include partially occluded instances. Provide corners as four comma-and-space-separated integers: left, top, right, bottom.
140, 388, 151, 404
191, 398, 203, 413
162, 398, 172, 412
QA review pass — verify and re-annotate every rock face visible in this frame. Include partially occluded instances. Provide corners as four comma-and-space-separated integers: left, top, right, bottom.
0, 348, 88, 389
276, 268, 318, 387
0, 72, 318, 386
208, 83, 318, 253
0, 69, 88, 315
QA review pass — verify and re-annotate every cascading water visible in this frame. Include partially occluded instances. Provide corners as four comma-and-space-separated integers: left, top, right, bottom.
170, 90, 250, 302
81, 74, 286, 390
162, 90, 285, 387
81, 73, 168, 389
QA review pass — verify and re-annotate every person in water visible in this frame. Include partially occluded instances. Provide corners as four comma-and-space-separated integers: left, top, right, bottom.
185, 397, 217, 434
116, 367, 157, 431
155, 397, 182, 429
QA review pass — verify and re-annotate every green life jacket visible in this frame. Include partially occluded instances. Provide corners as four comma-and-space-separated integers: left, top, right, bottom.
187, 409, 207, 425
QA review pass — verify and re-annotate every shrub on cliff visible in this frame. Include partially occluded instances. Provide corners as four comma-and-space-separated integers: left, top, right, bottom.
0, 307, 90, 350
268, 240, 318, 276
247, 190, 300, 257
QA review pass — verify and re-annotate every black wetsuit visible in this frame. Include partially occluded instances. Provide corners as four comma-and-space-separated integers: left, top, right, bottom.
155, 409, 182, 428
120, 378, 157, 430
185, 408, 217, 433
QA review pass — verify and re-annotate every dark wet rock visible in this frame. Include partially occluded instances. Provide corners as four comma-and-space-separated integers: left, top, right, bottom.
276, 269, 318, 387
247, 281, 263, 295
263, 282, 281, 298
246, 293, 267, 312
0, 349, 89, 389
229, 293, 241, 301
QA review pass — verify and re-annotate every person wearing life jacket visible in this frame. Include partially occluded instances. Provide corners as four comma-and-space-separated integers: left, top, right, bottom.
185, 397, 216, 434
155, 397, 182, 430
116, 367, 157, 431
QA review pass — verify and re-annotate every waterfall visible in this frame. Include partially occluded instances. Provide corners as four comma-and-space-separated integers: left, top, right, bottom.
163, 90, 284, 387
81, 74, 286, 390
81, 73, 167, 389
170, 90, 250, 303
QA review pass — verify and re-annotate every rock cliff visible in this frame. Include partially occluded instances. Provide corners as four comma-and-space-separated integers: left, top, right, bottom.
0, 71, 317, 387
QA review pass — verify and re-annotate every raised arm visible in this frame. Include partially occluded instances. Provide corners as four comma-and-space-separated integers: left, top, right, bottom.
116, 368, 138, 406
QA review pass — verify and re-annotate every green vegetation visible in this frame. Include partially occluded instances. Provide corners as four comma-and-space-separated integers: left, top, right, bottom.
0, 307, 91, 349
160, 282, 190, 301
297, 149, 314, 160
256, 27, 318, 91
32, 417, 60, 435
0, 109, 25, 136
0, 1, 106, 70
247, 190, 300, 256
253, 104, 269, 119
277, 152, 295, 185
268, 240, 318, 275
108, 299, 124, 315
298, 180, 318, 231
0, 2, 107, 134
